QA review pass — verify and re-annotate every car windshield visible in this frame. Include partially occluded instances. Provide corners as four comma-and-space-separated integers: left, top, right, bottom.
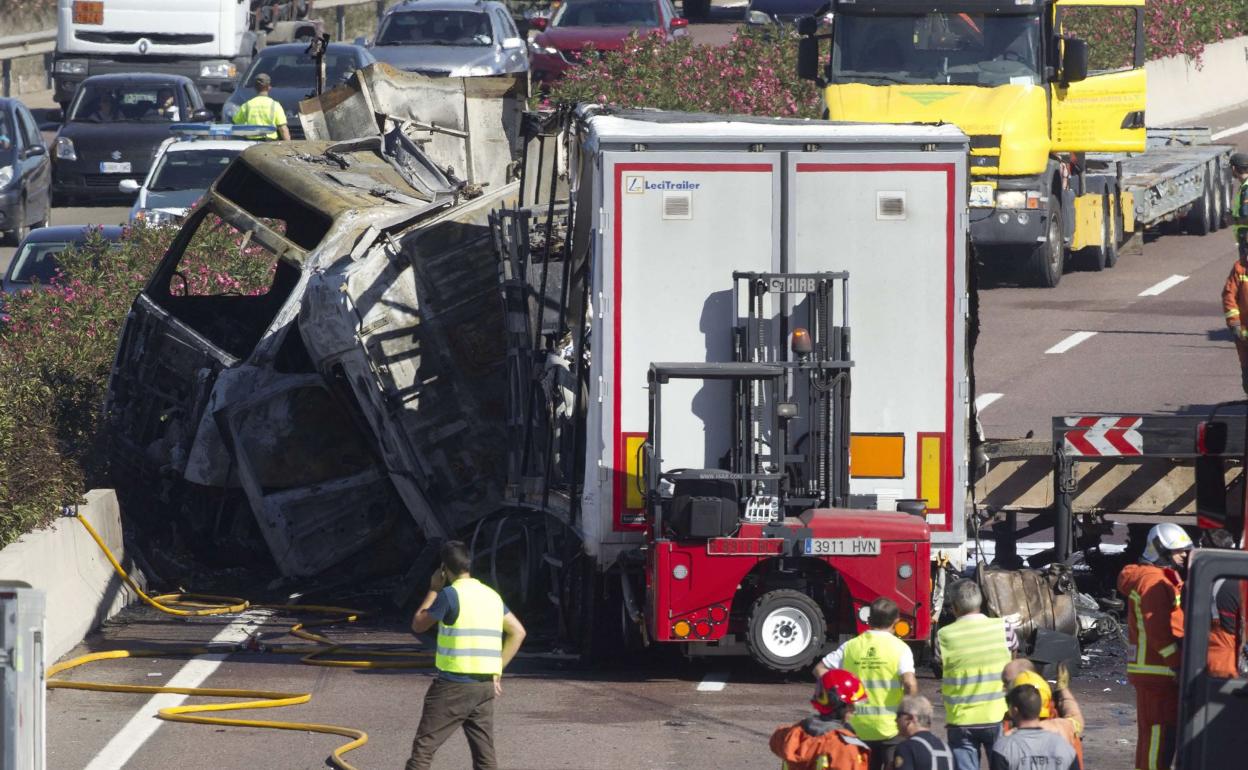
242, 52, 360, 90
831, 13, 1042, 87
377, 10, 494, 46
7, 242, 73, 284
552, 1, 659, 28
149, 149, 241, 192
69, 84, 183, 122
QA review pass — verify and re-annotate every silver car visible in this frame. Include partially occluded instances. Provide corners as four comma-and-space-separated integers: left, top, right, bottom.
368, 0, 529, 77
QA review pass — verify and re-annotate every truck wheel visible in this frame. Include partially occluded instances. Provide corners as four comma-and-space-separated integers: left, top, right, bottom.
1211, 172, 1226, 231
1184, 181, 1213, 236
1026, 197, 1063, 288
746, 589, 825, 672
1104, 198, 1120, 268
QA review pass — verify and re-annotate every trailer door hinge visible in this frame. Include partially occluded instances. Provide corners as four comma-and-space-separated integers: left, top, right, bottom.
0, 648, 10, 668
961, 211, 970, 232
600, 209, 610, 233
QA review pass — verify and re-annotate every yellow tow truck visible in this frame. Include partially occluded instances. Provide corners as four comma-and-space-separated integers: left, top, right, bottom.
797, 0, 1235, 287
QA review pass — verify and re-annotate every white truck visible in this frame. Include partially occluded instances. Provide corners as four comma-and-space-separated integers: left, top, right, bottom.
52, 0, 319, 112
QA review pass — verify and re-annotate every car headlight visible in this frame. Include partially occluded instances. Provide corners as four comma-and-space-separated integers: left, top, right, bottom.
996, 190, 1045, 210
136, 208, 178, 227
0, 165, 12, 188
200, 61, 237, 80
54, 59, 87, 75
55, 136, 77, 161
747, 9, 773, 24
528, 41, 558, 55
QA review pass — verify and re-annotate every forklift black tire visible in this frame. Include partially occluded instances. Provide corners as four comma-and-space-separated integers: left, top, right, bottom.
745, 589, 826, 672
1185, 181, 1213, 236
1026, 198, 1063, 288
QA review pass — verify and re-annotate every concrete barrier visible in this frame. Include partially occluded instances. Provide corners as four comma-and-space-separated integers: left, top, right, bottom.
0, 489, 145, 663
1147, 36, 1248, 126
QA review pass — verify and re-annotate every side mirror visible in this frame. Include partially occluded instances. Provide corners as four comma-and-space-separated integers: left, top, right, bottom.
24, 144, 46, 158
797, 35, 822, 83
502, 36, 524, 50
1061, 38, 1089, 84
191, 108, 214, 121
530, 17, 548, 31
119, 178, 140, 193
670, 17, 689, 29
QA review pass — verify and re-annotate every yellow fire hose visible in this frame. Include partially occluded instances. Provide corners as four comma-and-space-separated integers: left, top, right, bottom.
47, 513, 435, 769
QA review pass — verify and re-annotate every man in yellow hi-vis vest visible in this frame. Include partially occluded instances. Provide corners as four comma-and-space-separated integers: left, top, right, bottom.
814, 598, 918, 770
231, 72, 290, 141
408, 541, 526, 770
935, 579, 1017, 770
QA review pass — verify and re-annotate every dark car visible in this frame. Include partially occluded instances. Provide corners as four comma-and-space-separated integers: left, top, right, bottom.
528, 0, 687, 85
222, 43, 375, 139
745, 0, 831, 25
0, 98, 52, 245
51, 74, 212, 205
368, 0, 528, 77
2, 224, 125, 295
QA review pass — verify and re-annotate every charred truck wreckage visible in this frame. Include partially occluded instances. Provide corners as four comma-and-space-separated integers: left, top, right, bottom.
106, 65, 527, 579
108, 64, 1100, 667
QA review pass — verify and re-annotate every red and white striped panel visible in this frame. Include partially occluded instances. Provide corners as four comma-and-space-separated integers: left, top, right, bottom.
1062, 416, 1143, 456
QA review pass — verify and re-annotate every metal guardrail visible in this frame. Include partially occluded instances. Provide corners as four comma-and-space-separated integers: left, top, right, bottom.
0, 0, 388, 97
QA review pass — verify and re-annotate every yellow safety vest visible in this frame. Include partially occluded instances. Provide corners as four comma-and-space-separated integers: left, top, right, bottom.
937, 615, 1011, 726
231, 94, 286, 140
435, 577, 504, 676
841, 630, 908, 741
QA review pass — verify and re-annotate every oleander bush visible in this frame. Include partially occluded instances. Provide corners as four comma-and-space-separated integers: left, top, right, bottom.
0, 220, 272, 549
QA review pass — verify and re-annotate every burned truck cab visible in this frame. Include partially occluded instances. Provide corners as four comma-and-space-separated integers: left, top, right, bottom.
105, 131, 519, 577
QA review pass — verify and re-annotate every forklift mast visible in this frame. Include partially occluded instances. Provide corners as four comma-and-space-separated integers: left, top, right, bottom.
645, 271, 853, 538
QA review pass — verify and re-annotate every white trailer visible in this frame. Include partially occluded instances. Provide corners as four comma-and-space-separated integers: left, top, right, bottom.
569, 111, 972, 568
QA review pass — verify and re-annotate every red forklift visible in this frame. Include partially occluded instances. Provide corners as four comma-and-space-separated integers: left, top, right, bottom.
640, 271, 933, 671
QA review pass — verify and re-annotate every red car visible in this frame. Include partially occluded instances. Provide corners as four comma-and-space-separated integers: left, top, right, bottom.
528, 0, 689, 85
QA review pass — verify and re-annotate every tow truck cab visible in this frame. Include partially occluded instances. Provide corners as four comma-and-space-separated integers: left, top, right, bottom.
798, 0, 1147, 286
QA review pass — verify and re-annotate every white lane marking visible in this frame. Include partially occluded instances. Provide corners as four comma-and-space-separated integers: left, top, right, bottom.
1045, 331, 1097, 355
1138, 274, 1189, 297
1212, 123, 1248, 141
83, 610, 270, 770
974, 393, 1004, 411
697, 672, 729, 692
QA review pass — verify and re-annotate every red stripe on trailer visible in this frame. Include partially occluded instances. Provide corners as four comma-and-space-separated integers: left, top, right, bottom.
796, 162, 958, 531
611, 162, 775, 532
1104, 429, 1142, 455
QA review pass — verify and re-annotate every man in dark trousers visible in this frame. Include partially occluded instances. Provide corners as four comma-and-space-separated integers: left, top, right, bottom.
407, 541, 526, 770
893, 695, 953, 770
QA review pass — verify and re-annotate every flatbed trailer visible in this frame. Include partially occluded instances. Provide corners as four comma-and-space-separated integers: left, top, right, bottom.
1112, 128, 1234, 235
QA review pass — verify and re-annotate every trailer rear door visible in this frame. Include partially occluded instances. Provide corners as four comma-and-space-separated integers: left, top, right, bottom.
786, 150, 969, 546
587, 153, 781, 552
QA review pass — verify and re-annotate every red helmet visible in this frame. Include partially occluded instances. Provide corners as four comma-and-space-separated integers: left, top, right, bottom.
811, 669, 868, 715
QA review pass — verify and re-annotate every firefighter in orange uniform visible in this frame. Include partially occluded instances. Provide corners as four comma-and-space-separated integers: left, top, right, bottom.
1222, 156, 1248, 393
1201, 528, 1241, 679
1117, 523, 1193, 770
771, 668, 872, 770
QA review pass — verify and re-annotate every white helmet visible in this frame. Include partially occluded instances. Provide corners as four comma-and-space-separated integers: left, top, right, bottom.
1142, 523, 1194, 565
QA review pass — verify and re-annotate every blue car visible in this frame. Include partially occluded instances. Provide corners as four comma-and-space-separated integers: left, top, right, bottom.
2, 225, 126, 296
0, 97, 52, 245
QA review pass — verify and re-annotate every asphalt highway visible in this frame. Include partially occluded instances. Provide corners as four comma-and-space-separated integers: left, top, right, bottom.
45, 605, 1137, 770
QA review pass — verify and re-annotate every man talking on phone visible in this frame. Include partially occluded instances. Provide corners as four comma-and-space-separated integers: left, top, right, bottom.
407, 541, 526, 770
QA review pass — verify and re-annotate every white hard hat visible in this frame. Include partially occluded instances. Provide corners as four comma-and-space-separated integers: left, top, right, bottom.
1142, 522, 1194, 564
